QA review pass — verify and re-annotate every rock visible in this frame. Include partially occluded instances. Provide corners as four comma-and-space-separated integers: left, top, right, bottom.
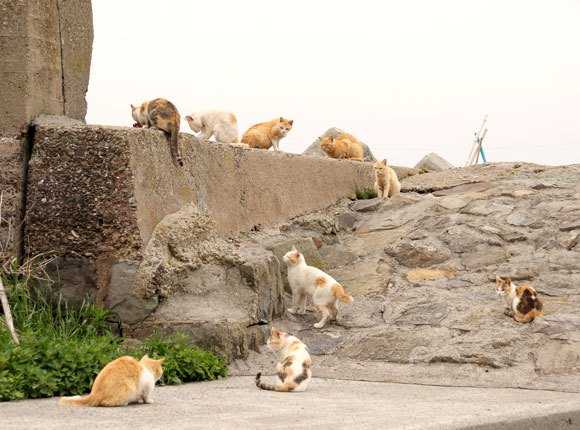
32, 114, 84, 127
384, 239, 452, 268
560, 220, 580, 232
45, 257, 97, 307
414, 153, 454, 172
460, 246, 510, 270
336, 211, 360, 230
405, 268, 456, 282
506, 210, 545, 229
534, 342, 580, 375
533, 315, 580, 341
302, 127, 376, 162
352, 198, 383, 212
109, 262, 158, 325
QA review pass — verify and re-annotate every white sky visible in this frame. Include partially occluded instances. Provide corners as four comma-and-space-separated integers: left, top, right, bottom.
87, 0, 580, 167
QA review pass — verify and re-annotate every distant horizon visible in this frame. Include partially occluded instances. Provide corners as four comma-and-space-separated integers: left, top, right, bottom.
87, 1, 580, 168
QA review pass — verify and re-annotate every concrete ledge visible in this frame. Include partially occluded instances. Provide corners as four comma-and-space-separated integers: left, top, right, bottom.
25, 125, 374, 258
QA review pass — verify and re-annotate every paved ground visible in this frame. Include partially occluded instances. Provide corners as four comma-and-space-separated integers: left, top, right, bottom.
2, 377, 580, 430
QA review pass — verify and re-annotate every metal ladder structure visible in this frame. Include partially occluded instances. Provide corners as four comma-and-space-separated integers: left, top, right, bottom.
465, 114, 489, 166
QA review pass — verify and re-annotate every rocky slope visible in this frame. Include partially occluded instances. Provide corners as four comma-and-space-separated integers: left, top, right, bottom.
231, 162, 580, 392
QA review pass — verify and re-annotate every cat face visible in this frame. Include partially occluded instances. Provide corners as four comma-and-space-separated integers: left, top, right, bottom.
282, 247, 302, 266
495, 276, 513, 296
374, 159, 387, 172
276, 117, 293, 138
185, 114, 203, 132
319, 136, 335, 153
267, 327, 288, 352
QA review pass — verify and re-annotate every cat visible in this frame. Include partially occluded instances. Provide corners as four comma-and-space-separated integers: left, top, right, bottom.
495, 276, 543, 323
255, 327, 312, 392
283, 246, 354, 328
185, 110, 240, 144
373, 159, 401, 198
131, 98, 183, 166
241, 117, 293, 151
319, 133, 364, 161
60, 355, 165, 407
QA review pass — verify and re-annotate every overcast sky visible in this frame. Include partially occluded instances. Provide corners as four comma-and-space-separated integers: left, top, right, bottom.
86, 0, 580, 167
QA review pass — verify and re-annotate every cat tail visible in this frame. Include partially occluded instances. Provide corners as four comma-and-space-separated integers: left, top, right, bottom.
332, 283, 354, 303
59, 394, 97, 407
255, 373, 296, 392
167, 124, 183, 167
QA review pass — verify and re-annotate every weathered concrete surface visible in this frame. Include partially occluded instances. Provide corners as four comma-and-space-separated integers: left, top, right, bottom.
3, 377, 580, 430
0, 0, 93, 133
25, 125, 374, 257
230, 162, 580, 392
0, 136, 23, 261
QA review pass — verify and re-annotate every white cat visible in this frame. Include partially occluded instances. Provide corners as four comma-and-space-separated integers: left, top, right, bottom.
283, 246, 354, 328
185, 110, 239, 144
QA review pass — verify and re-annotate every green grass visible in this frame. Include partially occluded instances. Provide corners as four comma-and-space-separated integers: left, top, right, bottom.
356, 188, 378, 200
0, 270, 227, 401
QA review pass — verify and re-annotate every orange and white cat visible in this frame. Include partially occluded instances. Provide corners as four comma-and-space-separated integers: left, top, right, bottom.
60, 355, 164, 407
241, 117, 293, 151
255, 327, 311, 392
495, 276, 543, 323
373, 159, 401, 198
319, 133, 364, 161
283, 246, 354, 328
131, 98, 182, 166
185, 110, 240, 144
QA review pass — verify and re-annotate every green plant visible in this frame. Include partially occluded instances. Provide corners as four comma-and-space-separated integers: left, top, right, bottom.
356, 188, 378, 200
136, 333, 228, 384
0, 267, 228, 402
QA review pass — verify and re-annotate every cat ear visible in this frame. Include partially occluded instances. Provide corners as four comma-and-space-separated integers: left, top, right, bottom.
131, 104, 136, 110
185, 115, 192, 121
279, 117, 284, 122
382, 159, 387, 165
288, 120, 294, 125
496, 276, 504, 284
506, 277, 512, 285
271, 327, 282, 337
142, 354, 149, 360
157, 358, 165, 364
291, 245, 297, 251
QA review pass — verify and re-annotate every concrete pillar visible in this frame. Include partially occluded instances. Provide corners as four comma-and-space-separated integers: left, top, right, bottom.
0, 0, 93, 262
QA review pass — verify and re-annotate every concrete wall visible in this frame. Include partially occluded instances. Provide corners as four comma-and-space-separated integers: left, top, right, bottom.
0, 0, 92, 262
25, 125, 375, 259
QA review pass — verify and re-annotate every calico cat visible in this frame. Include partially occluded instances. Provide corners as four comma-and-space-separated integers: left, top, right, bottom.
283, 246, 354, 328
241, 117, 293, 151
495, 276, 543, 323
319, 133, 364, 161
60, 355, 165, 407
185, 110, 239, 144
131, 98, 183, 166
255, 327, 312, 392
373, 159, 401, 198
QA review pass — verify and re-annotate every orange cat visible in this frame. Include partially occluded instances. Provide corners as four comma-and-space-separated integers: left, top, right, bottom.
373, 159, 401, 197
131, 98, 182, 166
495, 276, 543, 323
319, 133, 364, 161
60, 355, 164, 407
241, 117, 293, 151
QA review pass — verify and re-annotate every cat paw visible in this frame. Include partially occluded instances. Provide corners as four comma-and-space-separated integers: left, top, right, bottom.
287, 309, 296, 315
298, 310, 306, 315
143, 398, 154, 404
313, 322, 326, 329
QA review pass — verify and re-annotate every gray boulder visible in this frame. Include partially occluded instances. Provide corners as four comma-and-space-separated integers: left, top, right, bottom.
414, 153, 454, 172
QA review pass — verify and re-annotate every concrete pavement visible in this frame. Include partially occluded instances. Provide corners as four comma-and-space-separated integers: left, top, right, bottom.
2, 377, 580, 429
